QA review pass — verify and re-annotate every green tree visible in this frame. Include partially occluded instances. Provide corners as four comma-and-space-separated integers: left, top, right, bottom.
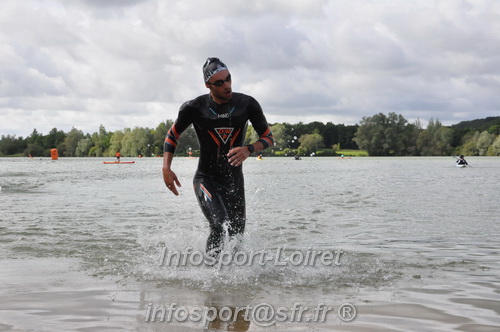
153, 120, 172, 156
277, 122, 299, 149
297, 145, 307, 156
108, 130, 125, 157
176, 125, 199, 154
405, 120, 422, 156
417, 118, 453, 156
487, 135, 500, 156
244, 125, 258, 145
338, 124, 360, 150
121, 127, 153, 156
26, 129, 43, 146
460, 131, 480, 156
476, 131, 496, 156
75, 137, 93, 157
0, 135, 26, 156
298, 132, 324, 155
289, 122, 308, 149
305, 121, 326, 138
121, 128, 136, 156
25, 143, 44, 157
488, 124, 500, 135
459, 130, 496, 156
354, 112, 413, 156
89, 125, 111, 157
44, 128, 66, 152
354, 114, 383, 155
270, 123, 289, 150
63, 128, 85, 157
24, 129, 45, 156
323, 122, 339, 148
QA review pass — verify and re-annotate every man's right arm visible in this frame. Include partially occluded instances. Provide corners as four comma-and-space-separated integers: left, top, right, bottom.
162, 152, 181, 196
162, 102, 194, 195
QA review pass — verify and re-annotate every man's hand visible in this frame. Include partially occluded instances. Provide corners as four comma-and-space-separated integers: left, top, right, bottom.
162, 167, 181, 195
227, 146, 251, 167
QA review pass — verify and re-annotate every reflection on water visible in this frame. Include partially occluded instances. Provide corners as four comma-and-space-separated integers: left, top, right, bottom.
1, 157, 500, 331
203, 294, 251, 332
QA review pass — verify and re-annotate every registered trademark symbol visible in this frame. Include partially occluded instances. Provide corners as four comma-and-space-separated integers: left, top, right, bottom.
338, 303, 357, 322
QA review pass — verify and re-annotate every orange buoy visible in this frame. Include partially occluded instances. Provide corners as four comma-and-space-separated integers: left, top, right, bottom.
50, 148, 59, 160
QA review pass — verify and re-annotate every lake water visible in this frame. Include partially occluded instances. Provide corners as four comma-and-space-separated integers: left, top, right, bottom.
1, 156, 499, 331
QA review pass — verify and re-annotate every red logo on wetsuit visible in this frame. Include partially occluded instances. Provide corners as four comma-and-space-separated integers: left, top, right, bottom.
215, 127, 234, 144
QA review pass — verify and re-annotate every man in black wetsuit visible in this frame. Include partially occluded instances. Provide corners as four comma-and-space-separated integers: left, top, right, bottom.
456, 155, 468, 166
162, 57, 273, 258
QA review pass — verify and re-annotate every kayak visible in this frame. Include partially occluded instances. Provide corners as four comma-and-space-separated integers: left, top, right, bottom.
103, 161, 135, 164
455, 164, 467, 168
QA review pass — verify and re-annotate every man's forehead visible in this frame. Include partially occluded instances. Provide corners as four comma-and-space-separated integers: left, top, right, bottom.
210, 69, 230, 80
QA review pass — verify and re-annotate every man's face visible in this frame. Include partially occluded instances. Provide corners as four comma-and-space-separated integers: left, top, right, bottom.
205, 69, 232, 102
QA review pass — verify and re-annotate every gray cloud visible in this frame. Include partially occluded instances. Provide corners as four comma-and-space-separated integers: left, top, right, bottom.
1, 0, 499, 137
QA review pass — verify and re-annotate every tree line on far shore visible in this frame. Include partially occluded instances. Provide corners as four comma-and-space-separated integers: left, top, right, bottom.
354, 113, 500, 156
1, 114, 499, 157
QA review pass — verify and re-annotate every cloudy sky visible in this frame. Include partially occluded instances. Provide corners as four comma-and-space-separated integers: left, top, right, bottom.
1, 0, 499, 137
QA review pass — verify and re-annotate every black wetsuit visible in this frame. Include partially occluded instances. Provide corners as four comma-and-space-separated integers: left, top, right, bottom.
164, 93, 273, 255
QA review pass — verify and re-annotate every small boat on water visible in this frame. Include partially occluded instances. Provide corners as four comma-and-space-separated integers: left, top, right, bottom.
454, 155, 469, 168
103, 161, 135, 164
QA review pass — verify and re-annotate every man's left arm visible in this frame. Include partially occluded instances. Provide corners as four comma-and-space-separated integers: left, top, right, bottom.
227, 98, 273, 166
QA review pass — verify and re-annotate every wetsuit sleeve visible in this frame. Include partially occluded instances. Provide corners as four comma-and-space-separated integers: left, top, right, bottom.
248, 97, 274, 149
164, 102, 194, 153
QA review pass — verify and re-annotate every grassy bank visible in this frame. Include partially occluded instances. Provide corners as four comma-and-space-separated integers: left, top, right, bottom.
335, 149, 369, 157
0, 153, 26, 157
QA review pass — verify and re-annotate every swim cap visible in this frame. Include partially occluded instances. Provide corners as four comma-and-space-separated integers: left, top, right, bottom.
203, 57, 228, 83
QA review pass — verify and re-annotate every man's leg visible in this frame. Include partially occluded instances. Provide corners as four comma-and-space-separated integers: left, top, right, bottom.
193, 177, 229, 257
225, 185, 246, 252
226, 190, 246, 236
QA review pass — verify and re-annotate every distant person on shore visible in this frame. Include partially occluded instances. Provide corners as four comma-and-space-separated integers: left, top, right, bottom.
116, 152, 121, 162
162, 57, 273, 259
456, 155, 468, 166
